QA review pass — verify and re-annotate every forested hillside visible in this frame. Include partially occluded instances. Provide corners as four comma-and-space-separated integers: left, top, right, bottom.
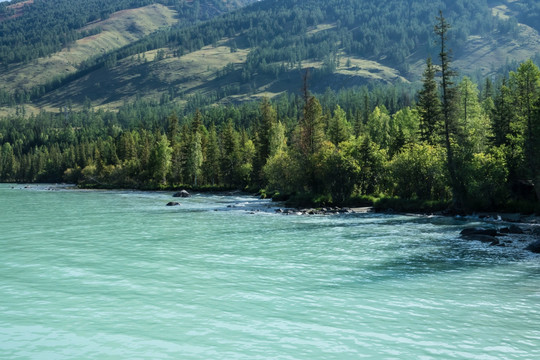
1, 54, 539, 213
0, 0, 257, 108
1, 1, 540, 214
1, 0, 539, 111
0, 0, 254, 66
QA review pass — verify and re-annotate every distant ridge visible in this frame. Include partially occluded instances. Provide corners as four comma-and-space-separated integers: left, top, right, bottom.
0, 0, 539, 112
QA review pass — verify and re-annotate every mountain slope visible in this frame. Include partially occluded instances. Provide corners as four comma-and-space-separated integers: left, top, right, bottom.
0, 3, 177, 92
2, 0, 540, 112
0, 0, 257, 109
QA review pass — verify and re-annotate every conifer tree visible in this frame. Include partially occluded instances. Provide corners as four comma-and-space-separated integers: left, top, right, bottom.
327, 105, 352, 147
253, 98, 276, 184
166, 112, 179, 146
510, 60, 540, 200
299, 96, 324, 157
435, 10, 465, 210
491, 78, 513, 146
221, 119, 240, 186
187, 110, 205, 186
149, 134, 172, 185
203, 123, 220, 185
417, 57, 441, 145
458, 76, 491, 153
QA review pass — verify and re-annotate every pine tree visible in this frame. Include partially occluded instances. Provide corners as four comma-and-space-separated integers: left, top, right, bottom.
149, 134, 172, 185
492, 78, 513, 146
458, 76, 491, 153
435, 10, 464, 210
417, 57, 441, 145
221, 119, 240, 186
203, 123, 220, 185
166, 112, 179, 146
253, 97, 276, 184
299, 96, 324, 157
327, 105, 352, 147
510, 60, 540, 200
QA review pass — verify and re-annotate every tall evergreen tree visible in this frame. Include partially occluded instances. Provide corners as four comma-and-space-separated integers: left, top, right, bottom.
327, 105, 352, 147
435, 10, 464, 210
253, 98, 276, 184
510, 60, 540, 200
203, 123, 221, 185
149, 134, 172, 185
299, 96, 325, 158
491, 78, 513, 146
458, 76, 491, 153
166, 112, 179, 146
417, 57, 441, 145
221, 119, 240, 186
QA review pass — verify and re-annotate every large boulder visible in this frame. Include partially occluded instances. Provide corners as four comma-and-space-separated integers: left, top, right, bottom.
499, 225, 524, 234
525, 240, 540, 253
460, 227, 498, 237
173, 190, 191, 198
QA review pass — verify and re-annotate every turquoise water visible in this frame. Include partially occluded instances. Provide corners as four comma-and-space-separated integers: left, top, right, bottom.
1, 184, 539, 359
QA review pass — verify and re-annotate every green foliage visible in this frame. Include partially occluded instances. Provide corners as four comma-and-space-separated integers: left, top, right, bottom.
342, 136, 388, 196
1, 58, 539, 212
388, 106, 420, 156
327, 105, 352, 147
0, 0, 502, 106
457, 76, 491, 153
390, 143, 449, 200
367, 106, 391, 149
263, 149, 302, 195
464, 148, 509, 210
418, 57, 441, 145
149, 134, 172, 184
373, 196, 450, 213
0, 0, 155, 65
317, 146, 360, 204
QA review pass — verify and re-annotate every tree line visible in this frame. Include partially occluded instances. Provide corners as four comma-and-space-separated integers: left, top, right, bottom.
1, 54, 539, 213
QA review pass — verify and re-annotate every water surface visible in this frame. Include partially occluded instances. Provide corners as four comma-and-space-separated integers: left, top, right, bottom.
1, 184, 539, 359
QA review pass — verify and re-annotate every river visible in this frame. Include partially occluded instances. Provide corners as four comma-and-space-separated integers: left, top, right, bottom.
1, 184, 539, 359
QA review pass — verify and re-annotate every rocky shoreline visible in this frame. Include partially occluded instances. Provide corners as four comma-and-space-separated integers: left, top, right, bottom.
271, 205, 540, 254
460, 225, 540, 252
274, 206, 362, 216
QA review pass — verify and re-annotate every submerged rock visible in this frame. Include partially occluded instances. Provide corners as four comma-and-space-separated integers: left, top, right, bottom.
173, 190, 191, 198
499, 225, 524, 234
489, 239, 501, 246
166, 201, 180, 206
525, 240, 540, 253
461, 234, 498, 243
460, 227, 498, 237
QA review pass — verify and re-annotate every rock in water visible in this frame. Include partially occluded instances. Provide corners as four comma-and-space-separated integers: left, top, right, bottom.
460, 227, 498, 237
525, 240, 540, 253
166, 202, 180, 206
499, 225, 524, 234
173, 190, 191, 198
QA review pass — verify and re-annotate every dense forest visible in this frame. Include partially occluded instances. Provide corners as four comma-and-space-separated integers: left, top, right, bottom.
0, 0, 520, 106
1, 37, 539, 213
0, 0, 252, 66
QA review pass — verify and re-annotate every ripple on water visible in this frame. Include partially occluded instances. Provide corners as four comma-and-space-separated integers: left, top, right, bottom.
0, 185, 539, 359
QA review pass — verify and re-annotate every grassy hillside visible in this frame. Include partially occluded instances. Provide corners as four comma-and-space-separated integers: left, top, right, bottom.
2, 0, 540, 113
37, 41, 250, 110
0, 3, 177, 92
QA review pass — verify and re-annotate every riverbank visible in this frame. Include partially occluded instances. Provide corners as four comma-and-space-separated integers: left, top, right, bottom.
270, 203, 540, 253
11, 183, 540, 253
